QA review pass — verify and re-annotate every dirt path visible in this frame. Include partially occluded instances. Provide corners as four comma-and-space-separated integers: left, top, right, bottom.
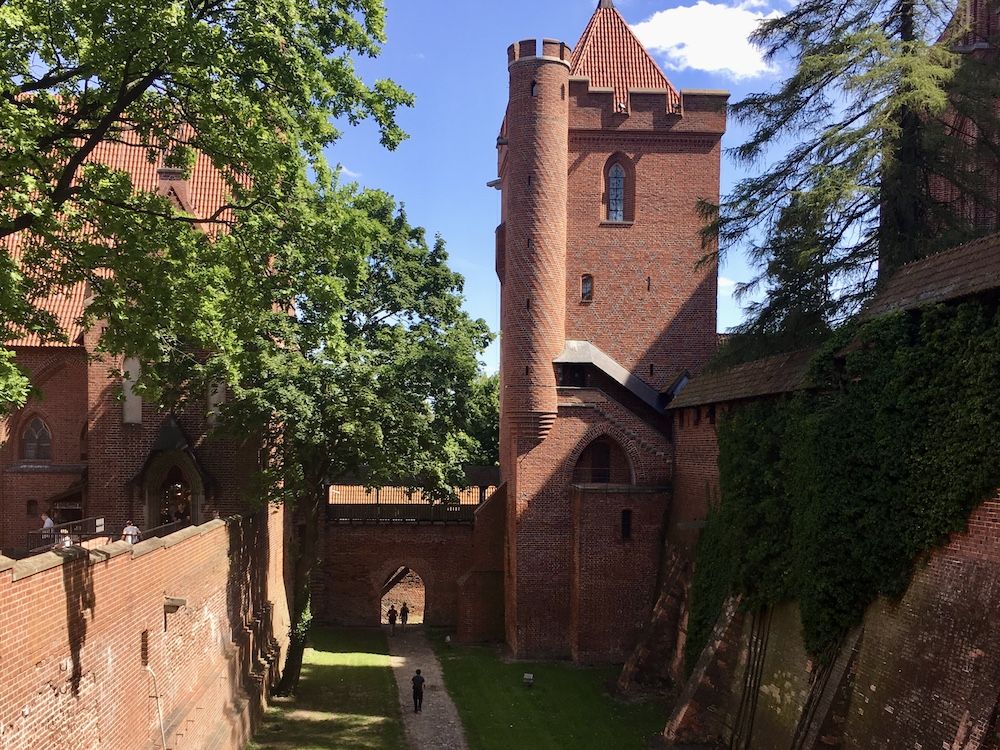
387, 626, 470, 750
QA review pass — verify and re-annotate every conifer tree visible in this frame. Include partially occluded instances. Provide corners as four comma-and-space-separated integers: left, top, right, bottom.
713, 0, 1000, 336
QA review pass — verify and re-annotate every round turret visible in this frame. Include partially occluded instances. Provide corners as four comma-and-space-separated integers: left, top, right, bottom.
500, 38, 571, 446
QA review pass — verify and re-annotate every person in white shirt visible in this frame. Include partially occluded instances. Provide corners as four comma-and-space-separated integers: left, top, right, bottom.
121, 521, 141, 545
40, 512, 54, 530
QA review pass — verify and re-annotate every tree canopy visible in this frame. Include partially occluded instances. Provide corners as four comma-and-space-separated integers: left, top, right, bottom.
713, 0, 1000, 344
0, 0, 412, 409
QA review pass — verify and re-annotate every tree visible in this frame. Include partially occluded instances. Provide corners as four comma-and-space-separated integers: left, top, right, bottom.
711, 0, 1000, 338
205, 188, 491, 693
464, 373, 499, 466
0, 0, 412, 409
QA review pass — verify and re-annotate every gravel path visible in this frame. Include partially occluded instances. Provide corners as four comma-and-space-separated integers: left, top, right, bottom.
387, 626, 470, 750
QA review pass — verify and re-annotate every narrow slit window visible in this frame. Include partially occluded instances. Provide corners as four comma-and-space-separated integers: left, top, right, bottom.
608, 163, 625, 222
621, 509, 633, 541
531, 80, 538, 97
581, 274, 594, 302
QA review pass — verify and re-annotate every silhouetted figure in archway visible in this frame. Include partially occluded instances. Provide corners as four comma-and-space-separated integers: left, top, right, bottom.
400, 602, 409, 631
387, 604, 398, 635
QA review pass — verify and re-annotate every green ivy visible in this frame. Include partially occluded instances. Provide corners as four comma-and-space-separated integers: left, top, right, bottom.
685, 301, 1000, 671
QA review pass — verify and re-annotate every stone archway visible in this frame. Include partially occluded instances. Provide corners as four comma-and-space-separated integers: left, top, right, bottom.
141, 450, 205, 528
380, 566, 426, 627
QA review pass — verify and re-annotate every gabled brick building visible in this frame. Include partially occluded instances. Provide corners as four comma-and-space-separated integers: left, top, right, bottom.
490, 0, 727, 660
0, 143, 254, 556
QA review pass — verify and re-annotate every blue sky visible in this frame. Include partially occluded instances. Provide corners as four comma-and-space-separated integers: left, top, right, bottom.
328, 0, 786, 372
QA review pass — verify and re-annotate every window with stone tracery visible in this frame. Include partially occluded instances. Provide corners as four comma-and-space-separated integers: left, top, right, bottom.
608, 163, 625, 222
21, 417, 52, 461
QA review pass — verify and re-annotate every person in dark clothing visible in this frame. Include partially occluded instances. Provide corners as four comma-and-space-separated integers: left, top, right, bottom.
387, 605, 398, 635
400, 603, 409, 630
412, 669, 425, 713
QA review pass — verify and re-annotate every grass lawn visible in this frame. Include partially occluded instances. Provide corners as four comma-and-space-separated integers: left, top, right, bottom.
248, 627, 406, 750
429, 631, 668, 750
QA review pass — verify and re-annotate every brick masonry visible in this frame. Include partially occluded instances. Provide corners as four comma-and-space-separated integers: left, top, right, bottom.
313, 523, 474, 629
0, 505, 289, 750
663, 489, 1000, 748
494, 4, 727, 662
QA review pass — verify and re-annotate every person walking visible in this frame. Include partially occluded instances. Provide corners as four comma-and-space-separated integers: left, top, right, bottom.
387, 604, 398, 635
411, 669, 425, 713
400, 602, 409, 631
121, 520, 141, 545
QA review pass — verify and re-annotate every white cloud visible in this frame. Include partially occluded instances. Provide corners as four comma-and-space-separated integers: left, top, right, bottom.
718, 276, 737, 288
632, 1, 782, 81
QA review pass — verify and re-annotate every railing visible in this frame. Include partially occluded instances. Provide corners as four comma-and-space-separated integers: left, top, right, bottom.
26, 516, 109, 554
24, 517, 193, 556
326, 502, 477, 525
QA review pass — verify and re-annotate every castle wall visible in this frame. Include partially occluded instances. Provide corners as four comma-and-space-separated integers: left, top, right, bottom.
0, 348, 88, 553
570, 485, 669, 663
313, 523, 474, 628
507, 389, 671, 659
664, 492, 1000, 749
669, 406, 722, 555
457, 484, 507, 643
0, 505, 288, 750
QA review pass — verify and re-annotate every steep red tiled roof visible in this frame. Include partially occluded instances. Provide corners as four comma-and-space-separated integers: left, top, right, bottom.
669, 349, 816, 409
5, 132, 231, 347
864, 232, 1000, 319
570, 1, 681, 111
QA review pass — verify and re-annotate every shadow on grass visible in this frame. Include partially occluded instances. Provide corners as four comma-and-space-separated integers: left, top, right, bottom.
248, 627, 407, 750
427, 629, 668, 750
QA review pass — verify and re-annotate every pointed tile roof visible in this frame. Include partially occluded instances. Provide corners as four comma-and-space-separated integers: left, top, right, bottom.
570, 1, 681, 111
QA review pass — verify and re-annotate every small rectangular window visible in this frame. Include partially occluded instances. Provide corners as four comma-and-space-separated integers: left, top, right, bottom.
581, 274, 593, 302
621, 509, 633, 541
708, 405, 716, 424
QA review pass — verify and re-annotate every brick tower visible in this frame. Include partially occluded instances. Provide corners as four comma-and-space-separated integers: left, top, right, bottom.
493, 0, 728, 660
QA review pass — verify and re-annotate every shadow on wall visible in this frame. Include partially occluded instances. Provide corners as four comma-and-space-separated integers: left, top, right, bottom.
60, 546, 96, 696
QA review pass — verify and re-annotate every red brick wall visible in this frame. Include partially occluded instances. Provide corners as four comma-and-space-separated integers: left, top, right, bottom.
664, 492, 1000, 748
0, 506, 289, 750
570, 486, 669, 663
313, 524, 474, 628
507, 389, 671, 659
669, 407, 721, 554
495, 29, 725, 664
457, 484, 507, 643
85, 344, 257, 534
0, 347, 88, 553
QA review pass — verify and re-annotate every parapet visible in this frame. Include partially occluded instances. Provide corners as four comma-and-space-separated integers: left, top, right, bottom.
507, 38, 572, 67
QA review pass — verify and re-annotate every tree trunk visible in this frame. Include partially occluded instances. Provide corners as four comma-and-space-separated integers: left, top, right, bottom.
275, 485, 324, 696
879, 0, 927, 278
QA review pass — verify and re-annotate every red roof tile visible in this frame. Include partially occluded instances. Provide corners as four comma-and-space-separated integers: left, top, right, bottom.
669, 349, 816, 409
864, 232, 1000, 319
571, 1, 681, 111
5, 132, 231, 347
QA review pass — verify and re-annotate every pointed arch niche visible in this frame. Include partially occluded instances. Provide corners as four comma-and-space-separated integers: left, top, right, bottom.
572, 435, 634, 485
140, 450, 205, 528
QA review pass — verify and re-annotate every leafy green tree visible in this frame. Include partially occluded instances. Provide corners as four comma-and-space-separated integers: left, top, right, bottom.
711, 0, 1000, 336
0, 0, 412, 409
207, 189, 491, 693
464, 373, 500, 466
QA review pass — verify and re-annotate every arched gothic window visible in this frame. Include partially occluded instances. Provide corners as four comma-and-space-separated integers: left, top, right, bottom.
21, 417, 52, 461
608, 163, 626, 222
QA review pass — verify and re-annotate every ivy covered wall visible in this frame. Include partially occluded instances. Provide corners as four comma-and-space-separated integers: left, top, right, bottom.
686, 300, 1000, 669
